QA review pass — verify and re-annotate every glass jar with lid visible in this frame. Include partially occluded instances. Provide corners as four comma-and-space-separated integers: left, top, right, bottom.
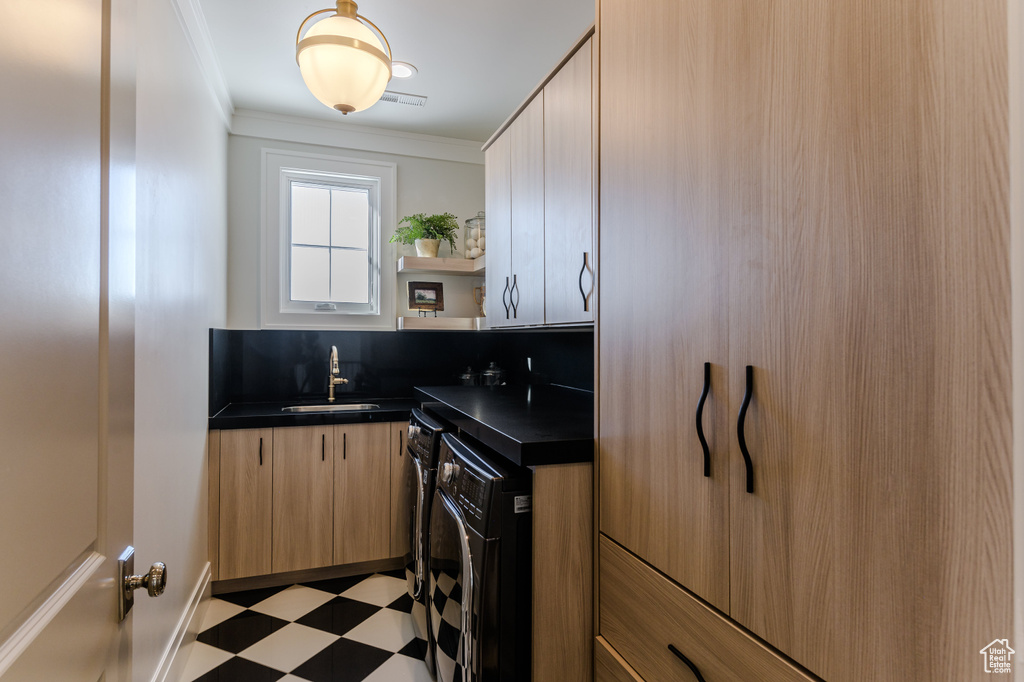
464, 211, 486, 259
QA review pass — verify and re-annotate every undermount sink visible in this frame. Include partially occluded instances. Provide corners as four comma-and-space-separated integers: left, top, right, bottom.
282, 403, 380, 413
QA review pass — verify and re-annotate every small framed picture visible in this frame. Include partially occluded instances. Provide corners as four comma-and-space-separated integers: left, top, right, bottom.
408, 281, 445, 312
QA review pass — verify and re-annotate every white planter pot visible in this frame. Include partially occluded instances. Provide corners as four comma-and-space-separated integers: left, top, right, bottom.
414, 238, 440, 257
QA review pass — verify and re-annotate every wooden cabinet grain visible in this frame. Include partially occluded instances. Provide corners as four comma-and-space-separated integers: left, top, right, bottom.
485, 34, 595, 329
389, 421, 410, 558
334, 422, 392, 565
218, 428, 273, 580
484, 132, 513, 328
600, 537, 814, 682
210, 421, 403, 581
597, 0, 1012, 680
544, 38, 593, 325
271, 426, 333, 573
508, 95, 546, 327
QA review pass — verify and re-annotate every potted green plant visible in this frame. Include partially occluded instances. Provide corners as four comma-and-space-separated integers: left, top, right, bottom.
390, 212, 460, 258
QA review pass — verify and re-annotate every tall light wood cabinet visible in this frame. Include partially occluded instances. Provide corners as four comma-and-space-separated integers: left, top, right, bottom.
598, 1, 1012, 680
271, 426, 334, 574
219, 428, 273, 581
544, 39, 594, 325
334, 422, 392, 565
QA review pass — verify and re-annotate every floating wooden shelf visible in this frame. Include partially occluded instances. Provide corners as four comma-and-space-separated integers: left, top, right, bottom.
397, 316, 487, 331
397, 255, 486, 276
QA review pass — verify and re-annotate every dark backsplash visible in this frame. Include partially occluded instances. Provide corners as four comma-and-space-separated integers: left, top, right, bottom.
209, 328, 594, 416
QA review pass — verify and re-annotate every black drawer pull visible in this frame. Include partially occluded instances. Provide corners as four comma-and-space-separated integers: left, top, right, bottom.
510, 274, 519, 318
343, 432, 347, 460
322, 433, 325, 461
737, 364, 754, 493
668, 644, 706, 682
578, 252, 590, 312
695, 362, 711, 477
258, 437, 263, 466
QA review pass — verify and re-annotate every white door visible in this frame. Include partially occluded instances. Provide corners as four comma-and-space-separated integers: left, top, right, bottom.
0, 0, 141, 678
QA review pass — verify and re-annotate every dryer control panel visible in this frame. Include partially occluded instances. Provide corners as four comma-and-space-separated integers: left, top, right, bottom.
454, 469, 488, 523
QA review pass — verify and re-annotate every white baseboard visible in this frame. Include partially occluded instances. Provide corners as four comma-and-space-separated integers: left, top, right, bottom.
150, 562, 211, 682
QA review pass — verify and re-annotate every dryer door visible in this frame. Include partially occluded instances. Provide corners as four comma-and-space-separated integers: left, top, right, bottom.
429, 487, 475, 682
404, 452, 428, 599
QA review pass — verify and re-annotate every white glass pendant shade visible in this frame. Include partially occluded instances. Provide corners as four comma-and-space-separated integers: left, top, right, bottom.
297, 15, 392, 114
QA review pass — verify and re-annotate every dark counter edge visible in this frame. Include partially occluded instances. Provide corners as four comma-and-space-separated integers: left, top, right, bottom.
416, 390, 594, 468
209, 400, 417, 430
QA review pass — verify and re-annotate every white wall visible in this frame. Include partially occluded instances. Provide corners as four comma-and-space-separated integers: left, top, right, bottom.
133, 0, 227, 677
227, 124, 486, 328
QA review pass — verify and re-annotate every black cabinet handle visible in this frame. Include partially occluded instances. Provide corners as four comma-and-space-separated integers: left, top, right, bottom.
510, 274, 519, 318
578, 252, 590, 312
322, 433, 325, 461
343, 432, 347, 460
502, 277, 511, 319
668, 644, 706, 682
258, 437, 263, 466
696, 362, 711, 477
737, 365, 754, 493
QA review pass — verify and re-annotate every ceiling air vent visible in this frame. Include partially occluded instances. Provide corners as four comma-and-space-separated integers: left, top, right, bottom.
380, 90, 427, 107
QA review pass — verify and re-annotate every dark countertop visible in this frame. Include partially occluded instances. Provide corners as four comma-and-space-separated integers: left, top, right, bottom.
415, 385, 595, 467
209, 398, 417, 430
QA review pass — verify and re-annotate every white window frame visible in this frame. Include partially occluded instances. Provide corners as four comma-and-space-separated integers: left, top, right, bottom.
261, 148, 397, 330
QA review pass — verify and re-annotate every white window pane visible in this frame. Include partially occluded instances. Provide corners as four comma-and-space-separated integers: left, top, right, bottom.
330, 248, 369, 304
291, 185, 330, 246
331, 188, 369, 250
291, 246, 330, 301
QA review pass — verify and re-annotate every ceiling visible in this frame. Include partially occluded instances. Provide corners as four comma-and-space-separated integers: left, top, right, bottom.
198, 0, 595, 143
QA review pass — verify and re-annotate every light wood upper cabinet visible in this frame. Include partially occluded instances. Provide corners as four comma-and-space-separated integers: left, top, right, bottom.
598, 0, 1012, 680
271, 426, 334, 574
334, 422, 392, 565
484, 33, 595, 329
509, 94, 546, 327
390, 422, 411, 558
485, 134, 513, 328
544, 39, 593, 325
218, 428, 273, 581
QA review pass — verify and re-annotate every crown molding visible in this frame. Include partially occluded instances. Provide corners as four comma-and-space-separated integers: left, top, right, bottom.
168, 0, 234, 126
230, 109, 485, 165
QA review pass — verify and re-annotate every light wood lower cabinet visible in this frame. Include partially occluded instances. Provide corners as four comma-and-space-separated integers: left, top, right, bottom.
389, 422, 410, 558
334, 422, 391, 565
272, 426, 334, 573
218, 428, 273, 581
599, 535, 814, 682
210, 421, 402, 581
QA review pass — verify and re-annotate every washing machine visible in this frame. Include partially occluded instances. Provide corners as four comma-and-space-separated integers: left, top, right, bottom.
402, 408, 446, 672
428, 432, 532, 682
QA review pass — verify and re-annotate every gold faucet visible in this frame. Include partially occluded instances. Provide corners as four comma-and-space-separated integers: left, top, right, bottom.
328, 345, 349, 402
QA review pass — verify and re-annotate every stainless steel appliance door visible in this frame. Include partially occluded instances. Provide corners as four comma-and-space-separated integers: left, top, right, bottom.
429, 488, 475, 682
403, 451, 428, 599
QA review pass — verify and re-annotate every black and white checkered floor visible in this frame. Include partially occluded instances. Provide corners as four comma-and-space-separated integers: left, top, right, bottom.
178, 571, 433, 682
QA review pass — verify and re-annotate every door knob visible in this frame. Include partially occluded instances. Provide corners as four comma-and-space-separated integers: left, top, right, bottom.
126, 561, 167, 597
118, 546, 167, 621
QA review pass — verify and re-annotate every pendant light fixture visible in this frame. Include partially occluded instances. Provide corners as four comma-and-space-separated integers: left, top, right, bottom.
295, 0, 393, 114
